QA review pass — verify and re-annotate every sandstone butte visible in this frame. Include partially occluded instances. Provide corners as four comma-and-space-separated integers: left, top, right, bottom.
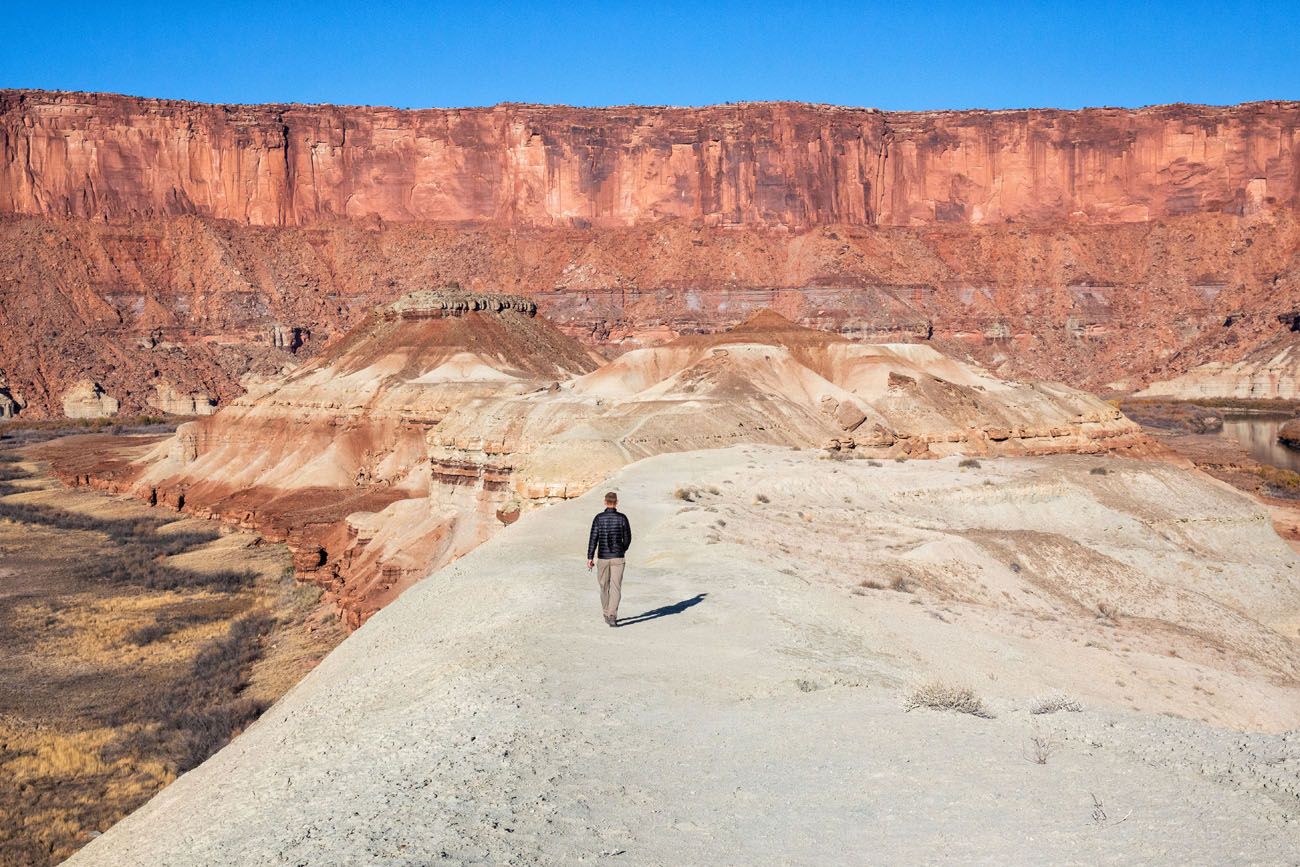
44, 288, 1149, 626
2, 90, 1300, 417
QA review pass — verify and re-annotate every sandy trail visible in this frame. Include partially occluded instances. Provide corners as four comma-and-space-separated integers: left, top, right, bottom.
70, 448, 1300, 865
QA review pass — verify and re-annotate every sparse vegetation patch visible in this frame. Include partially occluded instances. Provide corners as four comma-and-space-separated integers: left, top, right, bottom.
119, 612, 277, 771
1096, 601, 1121, 625
1026, 732, 1055, 765
1029, 692, 1083, 715
903, 680, 993, 718
1249, 464, 1300, 497
0, 500, 255, 591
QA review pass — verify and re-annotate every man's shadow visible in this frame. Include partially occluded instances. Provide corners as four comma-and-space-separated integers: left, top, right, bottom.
617, 593, 707, 627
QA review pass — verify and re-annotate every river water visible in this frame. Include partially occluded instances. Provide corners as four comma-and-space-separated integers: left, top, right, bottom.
1216, 414, 1300, 473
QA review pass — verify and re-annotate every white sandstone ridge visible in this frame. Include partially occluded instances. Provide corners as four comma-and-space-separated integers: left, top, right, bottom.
61, 379, 119, 419
1139, 339, 1300, 399
0, 369, 22, 418
66, 449, 1300, 865
147, 381, 218, 416
123, 293, 1147, 625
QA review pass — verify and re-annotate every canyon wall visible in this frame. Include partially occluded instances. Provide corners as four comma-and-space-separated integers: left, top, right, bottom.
4, 212, 1299, 417
4, 91, 1298, 228
2, 91, 1300, 417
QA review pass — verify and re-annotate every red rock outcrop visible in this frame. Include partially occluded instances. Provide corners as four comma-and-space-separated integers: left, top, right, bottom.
4, 91, 1298, 227
2, 91, 1300, 417
4, 210, 1300, 417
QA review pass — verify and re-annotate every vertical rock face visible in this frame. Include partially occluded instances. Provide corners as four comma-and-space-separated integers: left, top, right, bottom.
2, 90, 1300, 415
61, 380, 118, 418
147, 382, 217, 416
3, 91, 1297, 228
0, 370, 19, 418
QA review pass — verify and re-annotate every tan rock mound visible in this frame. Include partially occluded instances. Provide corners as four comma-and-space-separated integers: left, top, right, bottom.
116, 289, 600, 623
1138, 337, 1300, 400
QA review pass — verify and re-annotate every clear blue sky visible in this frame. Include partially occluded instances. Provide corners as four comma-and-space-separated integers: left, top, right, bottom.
4, 1, 1297, 110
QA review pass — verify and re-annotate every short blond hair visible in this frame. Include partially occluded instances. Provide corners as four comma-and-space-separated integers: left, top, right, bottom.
604, 491, 618, 505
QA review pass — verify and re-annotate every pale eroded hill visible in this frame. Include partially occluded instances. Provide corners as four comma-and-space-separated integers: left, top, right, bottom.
83, 296, 1146, 625
67, 448, 1300, 865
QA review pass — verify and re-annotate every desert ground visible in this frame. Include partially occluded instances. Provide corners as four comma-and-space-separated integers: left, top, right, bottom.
67, 447, 1300, 865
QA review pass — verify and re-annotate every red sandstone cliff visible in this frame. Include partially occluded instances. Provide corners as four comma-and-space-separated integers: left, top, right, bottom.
2, 91, 1300, 418
4, 91, 1298, 228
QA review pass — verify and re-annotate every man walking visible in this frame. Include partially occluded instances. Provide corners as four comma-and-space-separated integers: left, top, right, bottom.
587, 491, 632, 627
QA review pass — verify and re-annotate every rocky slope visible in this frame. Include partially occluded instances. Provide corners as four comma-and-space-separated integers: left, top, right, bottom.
3, 211, 1300, 416
65, 449, 1300, 865
2, 92, 1300, 416
1138, 334, 1300, 399
50, 293, 1146, 625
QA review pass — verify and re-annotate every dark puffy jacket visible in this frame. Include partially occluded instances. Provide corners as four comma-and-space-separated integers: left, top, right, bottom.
588, 508, 632, 559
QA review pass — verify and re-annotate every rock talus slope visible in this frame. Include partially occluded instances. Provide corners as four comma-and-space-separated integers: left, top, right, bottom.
65, 449, 1300, 866
1139, 335, 1300, 399
82, 295, 1145, 625
3, 92, 1300, 414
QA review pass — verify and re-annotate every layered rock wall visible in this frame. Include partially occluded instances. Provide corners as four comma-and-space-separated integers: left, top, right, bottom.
3, 91, 1300, 416
4, 91, 1298, 228
5, 211, 1300, 416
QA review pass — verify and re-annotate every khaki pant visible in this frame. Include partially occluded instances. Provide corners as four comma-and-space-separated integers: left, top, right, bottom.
596, 557, 626, 619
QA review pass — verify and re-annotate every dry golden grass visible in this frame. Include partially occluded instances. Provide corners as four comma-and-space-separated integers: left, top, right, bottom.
0, 720, 177, 864
1029, 692, 1084, 715
0, 723, 172, 786
0, 450, 344, 867
12, 591, 240, 669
